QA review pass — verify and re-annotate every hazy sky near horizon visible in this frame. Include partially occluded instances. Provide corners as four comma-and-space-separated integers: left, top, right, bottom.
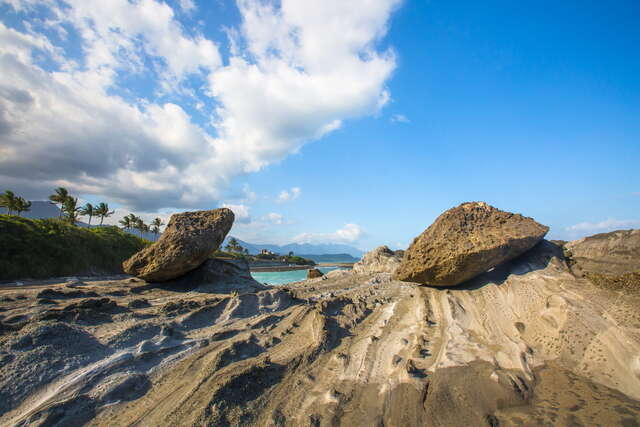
1, 0, 638, 250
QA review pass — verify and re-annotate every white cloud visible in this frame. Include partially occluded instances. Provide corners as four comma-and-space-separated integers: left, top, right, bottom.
0, 0, 400, 212
390, 113, 410, 123
178, 0, 196, 13
263, 212, 284, 225
293, 223, 365, 244
566, 218, 640, 234
206, 0, 400, 173
276, 186, 301, 203
221, 203, 250, 224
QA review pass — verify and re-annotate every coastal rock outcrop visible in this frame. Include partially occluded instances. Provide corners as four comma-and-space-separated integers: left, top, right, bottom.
307, 268, 324, 279
3, 231, 640, 426
394, 202, 549, 286
353, 245, 403, 274
123, 208, 234, 282
166, 258, 268, 293
565, 229, 640, 276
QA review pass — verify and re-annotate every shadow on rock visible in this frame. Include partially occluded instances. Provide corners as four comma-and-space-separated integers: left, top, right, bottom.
434, 240, 565, 292
129, 258, 267, 295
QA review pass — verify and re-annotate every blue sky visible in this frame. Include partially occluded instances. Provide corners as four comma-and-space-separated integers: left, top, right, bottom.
1, 0, 638, 250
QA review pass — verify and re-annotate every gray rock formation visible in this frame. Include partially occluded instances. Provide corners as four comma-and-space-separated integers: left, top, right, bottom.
565, 229, 640, 276
123, 208, 234, 282
353, 246, 403, 274
394, 202, 548, 286
166, 258, 268, 293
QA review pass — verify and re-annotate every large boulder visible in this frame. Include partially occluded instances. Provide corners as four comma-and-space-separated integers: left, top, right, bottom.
307, 268, 324, 279
353, 246, 403, 274
564, 229, 640, 276
123, 208, 234, 282
394, 202, 549, 286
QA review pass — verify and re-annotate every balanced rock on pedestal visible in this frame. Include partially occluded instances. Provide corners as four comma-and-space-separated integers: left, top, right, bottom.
394, 202, 548, 286
123, 208, 234, 282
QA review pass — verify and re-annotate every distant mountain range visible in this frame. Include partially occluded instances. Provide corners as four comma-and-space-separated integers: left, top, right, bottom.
1, 200, 61, 219
223, 236, 364, 258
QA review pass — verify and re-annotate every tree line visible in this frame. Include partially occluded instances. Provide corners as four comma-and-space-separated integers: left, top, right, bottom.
1, 187, 165, 239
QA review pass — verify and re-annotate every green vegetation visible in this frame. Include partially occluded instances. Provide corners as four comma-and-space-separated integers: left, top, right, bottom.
225, 237, 249, 255
80, 203, 96, 225
95, 202, 115, 225
0, 190, 31, 216
119, 213, 150, 237
0, 215, 150, 281
151, 217, 164, 239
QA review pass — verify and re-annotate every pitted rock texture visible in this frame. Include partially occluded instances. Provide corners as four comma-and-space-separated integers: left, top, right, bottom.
123, 208, 234, 282
353, 245, 403, 275
394, 202, 548, 286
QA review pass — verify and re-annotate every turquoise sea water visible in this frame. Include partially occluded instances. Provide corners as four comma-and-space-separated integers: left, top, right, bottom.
251, 266, 345, 285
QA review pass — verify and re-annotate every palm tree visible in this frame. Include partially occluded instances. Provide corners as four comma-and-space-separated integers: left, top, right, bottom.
151, 217, 164, 240
0, 190, 18, 215
225, 237, 244, 253
80, 203, 95, 225
119, 213, 138, 230
134, 217, 145, 237
48, 187, 69, 218
14, 197, 31, 216
118, 214, 133, 230
62, 197, 81, 224
94, 202, 115, 226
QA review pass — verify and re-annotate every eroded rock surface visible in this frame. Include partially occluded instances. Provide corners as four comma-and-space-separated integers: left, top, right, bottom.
353, 245, 403, 274
395, 201, 549, 286
123, 208, 234, 282
2, 238, 640, 426
565, 229, 640, 275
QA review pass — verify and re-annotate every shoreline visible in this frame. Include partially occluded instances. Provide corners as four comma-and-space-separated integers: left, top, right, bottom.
250, 265, 312, 272
250, 263, 354, 273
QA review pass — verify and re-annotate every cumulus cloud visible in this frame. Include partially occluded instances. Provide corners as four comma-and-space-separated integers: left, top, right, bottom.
263, 212, 284, 225
276, 187, 301, 203
293, 223, 365, 244
0, 0, 400, 212
566, 218, 640, 234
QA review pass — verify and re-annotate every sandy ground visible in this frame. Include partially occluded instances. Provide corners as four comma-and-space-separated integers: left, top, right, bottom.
1, 241, 640, 426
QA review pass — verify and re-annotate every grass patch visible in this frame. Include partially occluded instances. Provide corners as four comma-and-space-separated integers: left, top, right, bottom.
0, 215, 150, 281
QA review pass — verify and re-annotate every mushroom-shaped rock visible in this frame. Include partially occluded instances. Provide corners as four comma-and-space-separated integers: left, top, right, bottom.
123, 208, 234, 282
394, 202, 548, 286
307, 268, 324, 279
353, 246, 403, 274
